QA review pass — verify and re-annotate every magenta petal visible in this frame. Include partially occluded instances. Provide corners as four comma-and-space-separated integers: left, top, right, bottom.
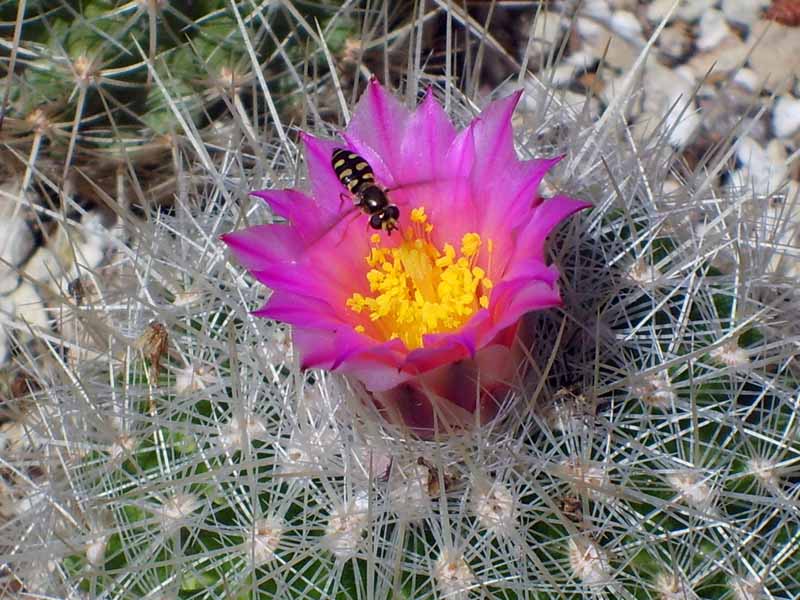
479, 156, 563, 229
254, 292, 345, 329
443, 121, 477, 179
301, 133, 352, 221
470, 90, 523, 186
398, 88, 457, 182
221, 225, 302, 271
390, 176, 478, 248
250, 189, 324, 242
489, 262, 563, 331
501, 259, 560, 286
511, 196, 593, 262
494, 279, 563, 332
406, 333, 473, 372
478, 156, 564, 281
295, 327, 411, 391
342, 78, 410, 183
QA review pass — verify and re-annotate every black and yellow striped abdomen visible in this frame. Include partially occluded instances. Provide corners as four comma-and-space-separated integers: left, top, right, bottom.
332, 147, 375, 194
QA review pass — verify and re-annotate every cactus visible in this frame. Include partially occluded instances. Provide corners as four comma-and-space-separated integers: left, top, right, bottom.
1, 3, 799, 600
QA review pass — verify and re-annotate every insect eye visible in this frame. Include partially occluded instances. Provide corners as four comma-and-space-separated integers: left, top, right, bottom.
369, 214, 384, 230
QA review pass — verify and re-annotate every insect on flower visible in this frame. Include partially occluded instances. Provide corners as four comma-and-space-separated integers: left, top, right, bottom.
223, 78, 592, 436
331, 147, 400, 234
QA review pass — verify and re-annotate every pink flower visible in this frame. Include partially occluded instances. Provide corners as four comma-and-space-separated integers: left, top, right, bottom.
223, 78, 590, 437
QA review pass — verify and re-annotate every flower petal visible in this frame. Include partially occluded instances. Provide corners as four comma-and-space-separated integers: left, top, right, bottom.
295, 327, 410, 390
342, 78, 410, 186
254, 291, 345, 329
477, 156, 564, 281
443, 120, 477, 179
489, 263, 564, 331
250, 189, 324, 242
470, 90, 523, 187
511, 196, 593, 262
301, 132, 353, 221
221, 225, 302, 271
398, 88, 457, 182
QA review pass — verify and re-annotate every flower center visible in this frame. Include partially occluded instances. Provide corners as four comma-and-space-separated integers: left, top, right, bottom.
346, 207, 493, 349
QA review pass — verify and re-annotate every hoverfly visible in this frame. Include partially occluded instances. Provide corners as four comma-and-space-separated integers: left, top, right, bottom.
331, 148, 400, 234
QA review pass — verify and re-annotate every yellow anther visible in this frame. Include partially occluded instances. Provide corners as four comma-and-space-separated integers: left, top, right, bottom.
461, 233, 481, 257
411, 207, 428, 223
345, 207, 494, 349
355, 325, 365, 333
370, 233, 381, 245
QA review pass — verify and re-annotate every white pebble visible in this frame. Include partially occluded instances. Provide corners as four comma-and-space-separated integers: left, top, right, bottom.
610, 10, 643, 41
581, 0, 612, 19
532, 11, 564, 47
735, 137, 789, 194
0, 216, 33, 282
697, 9, 731, 52
733, 68, 761, 92
0, 320, 9, 364
648, 0, 715, 23
23, 247, 63, 286
647, 0, 678, 23
9, 283, 49, 332
722, 0, 770, 27
773, 95, 800, 138
643, 63, 701, 149
678, 0, 717, 21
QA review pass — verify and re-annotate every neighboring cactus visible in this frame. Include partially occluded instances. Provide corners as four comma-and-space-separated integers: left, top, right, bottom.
1, 4, 799, 600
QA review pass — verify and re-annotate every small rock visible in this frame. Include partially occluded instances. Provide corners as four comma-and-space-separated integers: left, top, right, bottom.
576, 15, 606, 40
747, 20, 800, 94
658, 22, 692, 62
773, 95, 800, 138
22, 247, 62, 286
582, 0, 612, 19
732, 68, 761, 92
0, 297, 13, 363
722, 0, 771, 27
9, 283, 49, 333
609, 10, 643, 40
543, 51, 598, 87
646, 0, 676, 23
74, 211, 109, 273
640, 62, 701, 148
688, 35, 749, 78
531, 11, 564, 48
697, 9, 732, 52
732, 136, 789, 194
678, 0, 719, 21
602, 71, 644, 120
585, 32, 641, 71
647, 0, 716, 23
0, 216, 33, 285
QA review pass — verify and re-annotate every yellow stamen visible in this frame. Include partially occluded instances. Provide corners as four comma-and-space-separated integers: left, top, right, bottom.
345, 207, 494, 349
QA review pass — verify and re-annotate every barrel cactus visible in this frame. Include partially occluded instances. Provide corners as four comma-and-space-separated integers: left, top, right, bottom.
1, 3, 798, 599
